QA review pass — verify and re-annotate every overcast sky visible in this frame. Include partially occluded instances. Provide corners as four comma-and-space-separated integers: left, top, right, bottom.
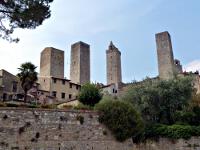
0, 0, 200, 84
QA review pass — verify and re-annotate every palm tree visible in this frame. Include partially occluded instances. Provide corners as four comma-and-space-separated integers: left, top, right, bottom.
17, 62, 38, 103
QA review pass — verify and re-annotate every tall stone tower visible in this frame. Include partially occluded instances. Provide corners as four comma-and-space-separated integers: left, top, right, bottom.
40, 47, 64, 78
156, 31, 175, 80
70, 41, 90, 85
106, 41, 122, 85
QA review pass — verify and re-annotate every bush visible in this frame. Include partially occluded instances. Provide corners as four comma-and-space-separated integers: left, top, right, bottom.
78, 83, 102, 106
6, 103, 19, 107
122, 77, 194, 125
133, 124, 200, 143
40, 104, 56, 109
73, 103, 93, 110
156, 124, 200, 139
95, 100, 144, 142
0, 103, 6, 107
174, 107, 200, 126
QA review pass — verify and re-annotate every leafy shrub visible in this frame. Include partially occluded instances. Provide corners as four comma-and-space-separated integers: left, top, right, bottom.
95, 100, 144, 142
156, 124, 200, 139
28, 104, 38, 108
133, 124, 200, 143
40, 104, 56, 109
0, 103, 6, 107
73, 103, 93, 110
174, 107, 200, 126
78, 83, 102, 106
6, 103, 19, 107
122, 77, 194, 125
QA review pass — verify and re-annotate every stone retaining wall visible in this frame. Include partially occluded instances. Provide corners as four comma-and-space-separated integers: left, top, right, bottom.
0, 108, 199, 150
0, 108, 133, 150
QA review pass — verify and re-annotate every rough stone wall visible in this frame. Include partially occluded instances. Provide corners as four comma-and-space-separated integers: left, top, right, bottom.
191, 74, 200, 94
106, 42, 122, 85
0, 108, 133, 150
134, 137, 200, 150
0, 70, 23, 100
70, 42, 90, 85
40, 47, 64, 78
156, 31, 175, 80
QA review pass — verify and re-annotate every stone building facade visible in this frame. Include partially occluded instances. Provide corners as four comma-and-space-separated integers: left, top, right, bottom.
0, 69, 23, 101
70, 41, 90, 85
38, 76, 81, 102
38, 47, 81, 102
40, 47, 64, 78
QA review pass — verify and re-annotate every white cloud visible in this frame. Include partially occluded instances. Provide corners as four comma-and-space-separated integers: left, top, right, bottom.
184, 60, 200, 72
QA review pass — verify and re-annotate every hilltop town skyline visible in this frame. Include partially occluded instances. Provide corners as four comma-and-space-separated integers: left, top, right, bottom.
0, 0, 200, 84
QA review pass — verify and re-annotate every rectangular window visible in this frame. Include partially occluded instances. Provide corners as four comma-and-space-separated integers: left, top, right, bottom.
76, 85, 79, 90
69, 94, 72, 99
53, 79, 57, 83
52, 91, 57, 97
62, 80, 65, 85
70, 83, 72, 88
61, 93, 65, 99
12, 82, 17, 92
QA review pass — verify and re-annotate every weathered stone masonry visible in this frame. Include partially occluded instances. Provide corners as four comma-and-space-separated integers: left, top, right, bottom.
0, 108, 133, 150
0, 108, 199, 150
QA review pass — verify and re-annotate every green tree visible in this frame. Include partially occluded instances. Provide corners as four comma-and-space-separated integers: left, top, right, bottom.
0, 0, 53, 42
17, 62, 38, 103
95, 99, 144, 142
78, 83, 102, 106
122, 77, 194, 124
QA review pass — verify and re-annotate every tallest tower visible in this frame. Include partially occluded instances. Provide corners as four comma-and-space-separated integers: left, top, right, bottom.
156, 31, 175, 80
106, 41, 122, 85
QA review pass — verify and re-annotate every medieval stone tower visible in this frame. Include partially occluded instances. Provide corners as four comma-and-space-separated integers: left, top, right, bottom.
40, 47, 64, 78
156, 31, 175, 80
106, 41, 122, 85
70, 41, 90, 85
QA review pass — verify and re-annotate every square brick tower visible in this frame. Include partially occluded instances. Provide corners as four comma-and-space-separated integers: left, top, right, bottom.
156, 31, 175, 80
106, 41, 122, 85
70, 41, 90, 85
40, 47, 64, 78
